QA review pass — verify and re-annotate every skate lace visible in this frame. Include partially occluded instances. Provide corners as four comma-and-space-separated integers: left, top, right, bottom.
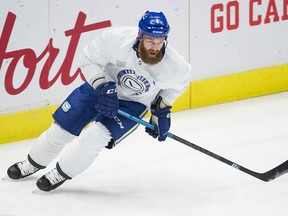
45, 168, 66, 185
18, 160, 39, 176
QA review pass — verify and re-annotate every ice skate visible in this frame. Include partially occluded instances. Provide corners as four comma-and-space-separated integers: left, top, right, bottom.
7, 155, 44, 179
36, 163, 71, 192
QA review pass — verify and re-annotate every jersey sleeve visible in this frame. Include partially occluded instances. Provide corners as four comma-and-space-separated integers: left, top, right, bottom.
158, 59, 192, 106
78, 29, 112, 88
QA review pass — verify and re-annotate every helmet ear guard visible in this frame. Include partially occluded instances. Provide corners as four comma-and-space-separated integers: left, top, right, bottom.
138, 11, 170, 39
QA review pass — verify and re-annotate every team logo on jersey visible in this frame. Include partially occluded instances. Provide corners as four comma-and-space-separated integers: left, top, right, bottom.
117, 69, 150, 95
61, 101, 71, 112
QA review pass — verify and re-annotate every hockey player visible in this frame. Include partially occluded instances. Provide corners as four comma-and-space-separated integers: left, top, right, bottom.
6, 11, 192, 192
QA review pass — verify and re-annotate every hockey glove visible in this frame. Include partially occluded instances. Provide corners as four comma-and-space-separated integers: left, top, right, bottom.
145, 96, 171, 142
94, 81, 119, 118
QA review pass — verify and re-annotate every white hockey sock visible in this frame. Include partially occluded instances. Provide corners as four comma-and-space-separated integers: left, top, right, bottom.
58, 121, 112, 178
29, 122, 76, 167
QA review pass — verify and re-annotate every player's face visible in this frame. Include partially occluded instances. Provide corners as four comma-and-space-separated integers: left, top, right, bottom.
143, 36, 165, 54
139, 35, 165, 64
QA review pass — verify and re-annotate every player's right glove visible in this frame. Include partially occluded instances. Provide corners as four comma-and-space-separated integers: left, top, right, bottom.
145, 96, 171, 141
94, 81, 119, 118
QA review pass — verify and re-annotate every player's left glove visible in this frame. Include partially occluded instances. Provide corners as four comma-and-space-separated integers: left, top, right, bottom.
145, 96, 171, 142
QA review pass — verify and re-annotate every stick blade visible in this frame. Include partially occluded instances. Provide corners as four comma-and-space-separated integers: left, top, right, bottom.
259, 160, 288, 182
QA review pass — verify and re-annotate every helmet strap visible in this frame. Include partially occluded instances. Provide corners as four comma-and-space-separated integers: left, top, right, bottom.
132, 37, 141, 58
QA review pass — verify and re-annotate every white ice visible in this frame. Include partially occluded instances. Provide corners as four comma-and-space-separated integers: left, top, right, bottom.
1, 92, 288, 216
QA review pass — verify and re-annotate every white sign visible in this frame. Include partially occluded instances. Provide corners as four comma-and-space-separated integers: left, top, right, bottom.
190, 0, 288, 80
0, 0, 189, 114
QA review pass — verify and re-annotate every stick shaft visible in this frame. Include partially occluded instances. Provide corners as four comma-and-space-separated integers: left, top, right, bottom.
118, 109, 288, 182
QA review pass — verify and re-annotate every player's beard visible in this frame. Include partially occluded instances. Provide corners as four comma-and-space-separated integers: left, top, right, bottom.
138, 41, 163, 65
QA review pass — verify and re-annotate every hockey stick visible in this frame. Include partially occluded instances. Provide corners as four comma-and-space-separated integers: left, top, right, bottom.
118, 109, 288, 182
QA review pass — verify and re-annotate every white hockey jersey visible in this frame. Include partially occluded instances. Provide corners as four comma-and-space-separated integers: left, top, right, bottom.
79, 26, 192, 108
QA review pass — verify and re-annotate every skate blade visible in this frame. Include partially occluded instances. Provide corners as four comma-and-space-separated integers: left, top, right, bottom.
2, 175, 9, 181
32, 187, 40, 194
32, 187, 48, 194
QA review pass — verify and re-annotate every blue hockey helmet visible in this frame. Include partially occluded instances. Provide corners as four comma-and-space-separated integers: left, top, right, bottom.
138, 11, 170, 39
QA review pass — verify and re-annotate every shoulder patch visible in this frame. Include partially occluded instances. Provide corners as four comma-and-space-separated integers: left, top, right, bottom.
116, 60, 127, 67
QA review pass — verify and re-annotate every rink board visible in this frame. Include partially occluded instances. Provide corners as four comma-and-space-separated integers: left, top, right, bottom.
1, 64, 288, 144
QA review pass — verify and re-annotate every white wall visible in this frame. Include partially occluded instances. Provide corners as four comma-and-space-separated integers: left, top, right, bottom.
0, 0, 189, 114
190, 0, 288, 80
1, 0, 288, 114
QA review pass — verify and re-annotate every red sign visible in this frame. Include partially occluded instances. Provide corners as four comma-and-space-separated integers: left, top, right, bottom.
0, 11, 111, 95
211, 0, 288, 33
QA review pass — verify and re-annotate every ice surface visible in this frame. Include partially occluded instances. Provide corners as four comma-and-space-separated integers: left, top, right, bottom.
1, 92, 288, 216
